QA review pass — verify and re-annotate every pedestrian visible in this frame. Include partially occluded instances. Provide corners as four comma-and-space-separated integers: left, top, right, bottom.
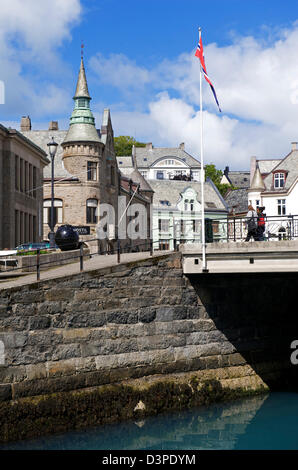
256, 207, 266, 241
245, 205, 258, 241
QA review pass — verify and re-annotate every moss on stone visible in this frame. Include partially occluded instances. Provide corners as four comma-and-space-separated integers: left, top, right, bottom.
0, 375, 266, 444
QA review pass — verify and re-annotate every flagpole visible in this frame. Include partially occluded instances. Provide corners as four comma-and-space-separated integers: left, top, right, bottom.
199, 27, 208, 273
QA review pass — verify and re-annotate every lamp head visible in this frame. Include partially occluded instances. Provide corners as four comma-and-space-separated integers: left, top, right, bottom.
47, 136, 58, 158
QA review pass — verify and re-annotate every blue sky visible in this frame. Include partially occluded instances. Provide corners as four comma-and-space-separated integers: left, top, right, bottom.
1, 0, 298, 169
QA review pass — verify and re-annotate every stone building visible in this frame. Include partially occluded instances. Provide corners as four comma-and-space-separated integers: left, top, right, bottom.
21, 57, 152, 251
0, 124, 49, 249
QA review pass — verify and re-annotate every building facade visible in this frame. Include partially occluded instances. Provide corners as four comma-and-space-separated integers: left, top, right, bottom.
117, 143, 202, 182
248, 142, 298, 239
0, 124, 48, 249
21, 57, 152, 252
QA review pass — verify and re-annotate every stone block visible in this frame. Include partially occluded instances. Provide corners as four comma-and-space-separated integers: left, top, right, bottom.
138, 307, 156, 324
0, 384, 12, 401
105, 310, 138, 324
25, 363, 47, 380
45, 289, 75, 302
51, 343, 82, 361
0, 365, 27, 383
155, 306, 187, 322
29, 315, 51, 330
186, 331, 209, 345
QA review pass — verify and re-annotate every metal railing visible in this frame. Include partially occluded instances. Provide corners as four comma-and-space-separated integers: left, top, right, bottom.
216, 214, 298, 242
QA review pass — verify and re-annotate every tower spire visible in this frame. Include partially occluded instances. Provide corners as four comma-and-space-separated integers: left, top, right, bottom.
74, 49, 91, 99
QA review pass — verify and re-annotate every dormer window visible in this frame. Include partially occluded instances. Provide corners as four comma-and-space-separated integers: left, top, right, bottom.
274, 172, 285, 188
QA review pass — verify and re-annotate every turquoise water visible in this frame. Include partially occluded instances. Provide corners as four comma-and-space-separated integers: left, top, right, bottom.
2, 392, 298, 450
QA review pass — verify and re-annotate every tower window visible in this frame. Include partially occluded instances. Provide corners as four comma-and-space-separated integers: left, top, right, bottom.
78, 98, 87, 107
86, 199, 98, 223
87, 161, 97, 181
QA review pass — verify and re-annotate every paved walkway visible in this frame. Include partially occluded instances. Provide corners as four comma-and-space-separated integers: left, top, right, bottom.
0, 251, 171, 290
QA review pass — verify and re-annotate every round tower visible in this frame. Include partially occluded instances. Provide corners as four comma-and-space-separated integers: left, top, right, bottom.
61, 56, 103, 178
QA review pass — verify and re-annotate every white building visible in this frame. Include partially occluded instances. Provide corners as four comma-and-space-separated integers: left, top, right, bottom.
117, 142, 202, 182
248, 142, 298, 239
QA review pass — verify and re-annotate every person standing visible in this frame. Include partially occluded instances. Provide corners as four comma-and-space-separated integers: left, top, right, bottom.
245, 205, 258, 241
256, 207, 266, 241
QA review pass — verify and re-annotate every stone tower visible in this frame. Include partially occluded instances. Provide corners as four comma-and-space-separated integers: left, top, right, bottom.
62, 56, 103, 177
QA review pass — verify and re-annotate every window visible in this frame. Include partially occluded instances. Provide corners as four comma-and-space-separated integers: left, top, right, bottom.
156, 171, 164, 180
86, 198, 98, 224
160, 200, 170, 206
255, 200, 260, 209
192, 220, 200, 233
43, 199, 63, 226
140, 171, 148, 178
184, 199, 188, 211
277, 199, 286, 215
87, 161, 97, 181
15, 155, 19, 190
274, 172, 285, 188
164, 159, 174, 165
190, 199, 194, 211
158, 219, 169, 232
20, 158, 24, 192
33, 167, 37, 198
159, 239, 170, 250
78, 98, 86, 107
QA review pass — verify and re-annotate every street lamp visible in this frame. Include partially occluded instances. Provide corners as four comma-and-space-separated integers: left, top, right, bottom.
47, 136, 58, 248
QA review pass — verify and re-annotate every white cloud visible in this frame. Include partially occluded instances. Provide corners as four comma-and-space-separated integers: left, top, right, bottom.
0, 0, 82, 119
91, 24, 298, 169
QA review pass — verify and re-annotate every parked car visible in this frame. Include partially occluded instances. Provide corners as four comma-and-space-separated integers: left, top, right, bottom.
15, 242, 58, 253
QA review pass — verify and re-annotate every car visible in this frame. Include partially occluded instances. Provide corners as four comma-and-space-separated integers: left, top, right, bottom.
15, 242, 57, 253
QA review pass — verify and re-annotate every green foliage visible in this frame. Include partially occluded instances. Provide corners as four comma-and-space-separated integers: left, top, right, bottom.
205, 163, 236, 197
114, 136, 146, 156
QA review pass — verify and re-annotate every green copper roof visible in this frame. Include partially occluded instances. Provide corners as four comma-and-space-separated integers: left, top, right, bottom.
63, 57, 100, 144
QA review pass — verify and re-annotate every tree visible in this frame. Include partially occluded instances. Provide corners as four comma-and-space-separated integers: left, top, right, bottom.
114, 136, 146, 156
204, 163, 235, 197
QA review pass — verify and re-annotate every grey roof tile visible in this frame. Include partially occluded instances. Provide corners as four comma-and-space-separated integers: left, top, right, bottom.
148, 180, 227, 211
135, 146, 201, 169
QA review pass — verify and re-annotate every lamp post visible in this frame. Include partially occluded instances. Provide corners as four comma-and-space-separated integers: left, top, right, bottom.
47, 137, 58, 248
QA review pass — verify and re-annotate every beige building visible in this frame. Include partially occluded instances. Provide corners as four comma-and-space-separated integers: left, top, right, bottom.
0, 124, 49, 249
21, 57, 152, 252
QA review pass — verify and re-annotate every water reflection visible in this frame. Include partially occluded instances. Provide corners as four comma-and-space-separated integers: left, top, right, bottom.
2, 393, 298, 450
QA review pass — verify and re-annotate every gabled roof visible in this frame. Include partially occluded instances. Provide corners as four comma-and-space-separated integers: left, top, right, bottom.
135, 146, 201, 169
148, 179, 228, 211
262, 148, 298, 192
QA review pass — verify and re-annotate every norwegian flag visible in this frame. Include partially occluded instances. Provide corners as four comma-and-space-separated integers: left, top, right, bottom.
195, 31, 221, 112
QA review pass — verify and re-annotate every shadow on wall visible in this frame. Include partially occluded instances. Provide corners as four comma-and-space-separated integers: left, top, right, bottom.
188, 272, 298, 390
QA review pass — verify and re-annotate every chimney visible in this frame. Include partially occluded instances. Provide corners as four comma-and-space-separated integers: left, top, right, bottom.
291, 142, 298, 151
49, 121, 59, 131
146, 142, 152, 150
179, 142, 185, 150
20, 116, 31, 132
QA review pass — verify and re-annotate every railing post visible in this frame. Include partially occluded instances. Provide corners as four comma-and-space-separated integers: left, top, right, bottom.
150, 238, 153, 256
117, 239, 121, 263
36, 249, 40, 281
80, 244, 84, 272
233, 217, 236, 242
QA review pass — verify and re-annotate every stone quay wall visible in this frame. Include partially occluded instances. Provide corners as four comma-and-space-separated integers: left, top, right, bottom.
0, 252, 296, 442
